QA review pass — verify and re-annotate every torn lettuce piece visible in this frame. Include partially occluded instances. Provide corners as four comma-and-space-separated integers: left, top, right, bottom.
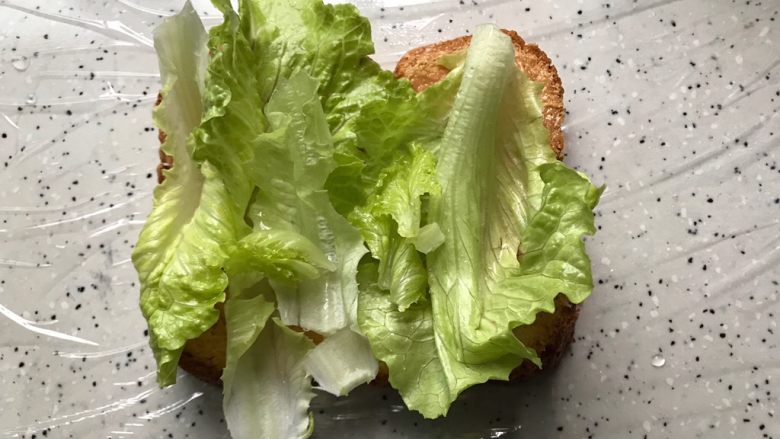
230, 0, 420, 216
326, 61, 459, 215
248, 72, 336, 208
137, 0, 285, 385
361, 144, 440, 239
137, 0, 279, 385
303, 328, 378, 396
236, 0, 376, 109
358, 24, 602, 418
139, 163, 236, 385
222, 295, 315, 439
413, 223, 445, 254
347, 210, 426, 312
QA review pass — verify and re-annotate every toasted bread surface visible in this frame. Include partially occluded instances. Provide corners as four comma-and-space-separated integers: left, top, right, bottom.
159, 31, 577, 385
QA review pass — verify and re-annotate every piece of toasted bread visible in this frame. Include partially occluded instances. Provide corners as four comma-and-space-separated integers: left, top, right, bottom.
157, 30, 578, 385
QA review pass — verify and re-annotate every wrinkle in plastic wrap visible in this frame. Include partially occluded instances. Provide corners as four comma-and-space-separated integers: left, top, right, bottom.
0, 0, 778, 437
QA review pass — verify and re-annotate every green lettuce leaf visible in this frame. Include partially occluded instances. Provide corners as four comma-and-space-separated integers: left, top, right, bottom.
135, 0, 276, 385
485, 162, 603, 322
242, 71, 367, 335
363, 144, 440, 240
226, 0, 417, 216
357, 261, 452, 418
131, 2, 211, 385
358, 25, 602, 417
359, 163, 602, 418
136, 0, 270, 385
326, 58, 459, 215
426, 24, 550, 368
222, 295, 315, 439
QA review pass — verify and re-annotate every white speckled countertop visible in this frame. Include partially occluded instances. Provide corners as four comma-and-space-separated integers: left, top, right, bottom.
0, 0, 778, 438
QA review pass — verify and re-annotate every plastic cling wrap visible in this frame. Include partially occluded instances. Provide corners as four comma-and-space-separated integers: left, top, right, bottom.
1, 0, 778, 437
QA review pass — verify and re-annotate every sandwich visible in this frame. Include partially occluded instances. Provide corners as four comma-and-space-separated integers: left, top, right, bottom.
133, 0, 603, 438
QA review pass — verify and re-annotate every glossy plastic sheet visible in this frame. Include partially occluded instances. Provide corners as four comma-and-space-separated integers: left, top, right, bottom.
1, 0, 778, 437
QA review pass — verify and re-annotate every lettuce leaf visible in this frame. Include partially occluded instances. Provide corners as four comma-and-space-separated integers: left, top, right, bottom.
426, 25, 551, 368
211, 0, 385, 427
326, 56, 459, 216
222, 295, 315, 439
358, 25, 602, 417
229, 0, 418, 216
136, 0, 280, 385
357, 262, 452, 418
242, 71, 367, 336
270, 189, 367, 334
131, 3, 211, 385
